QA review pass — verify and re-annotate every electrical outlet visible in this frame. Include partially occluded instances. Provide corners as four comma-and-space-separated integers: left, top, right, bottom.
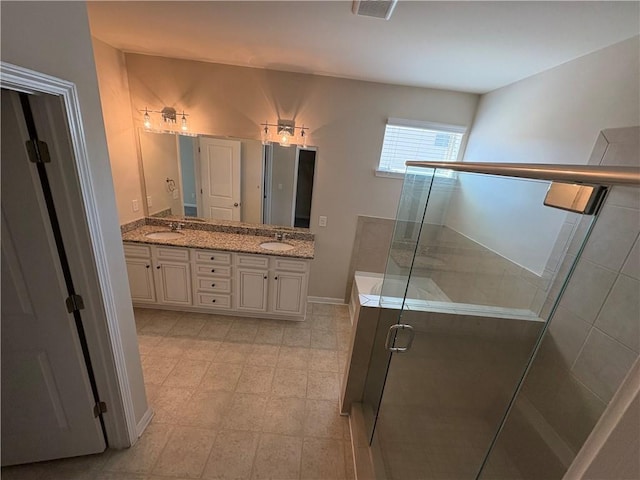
319, 216, 327, 227
172, 189, 179, 199
147, 196, 153, 207
132, 199, 139, 212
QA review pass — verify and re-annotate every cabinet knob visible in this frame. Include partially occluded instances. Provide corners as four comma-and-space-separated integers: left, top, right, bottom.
274, 276, 278, 280
210, 256, 215, 260
212, 299, 216, 303
146, 265, 150, 269
211, 283, 216, 287
211, 268, 215, 272
156, 265, 161, 269
263, 275, 267, 279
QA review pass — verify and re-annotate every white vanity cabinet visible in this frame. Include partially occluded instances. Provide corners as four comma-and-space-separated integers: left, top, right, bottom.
153, 246, 192, 306
123, 244, 192, 306
124, 242, 310, 320
123, 244, 156, 303
235, 254, 308, 317
271, 258, 308, 316
192, 249, 233, 310
236, 255, 270, 313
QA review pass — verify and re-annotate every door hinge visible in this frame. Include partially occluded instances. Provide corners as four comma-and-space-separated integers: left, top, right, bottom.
93, 401, 107, 417
65, 294, 85, 313
25, 139, 51, 164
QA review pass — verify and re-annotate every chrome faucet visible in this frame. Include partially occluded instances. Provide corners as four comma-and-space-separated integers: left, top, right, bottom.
274, 232, 288, 241
169, 222, 185, 231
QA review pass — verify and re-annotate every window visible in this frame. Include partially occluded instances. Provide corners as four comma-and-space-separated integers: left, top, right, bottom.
376, 118, 466, 177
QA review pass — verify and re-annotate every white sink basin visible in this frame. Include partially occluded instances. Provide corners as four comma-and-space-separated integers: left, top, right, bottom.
260, 241, 295, 252
145, 231, 185, 240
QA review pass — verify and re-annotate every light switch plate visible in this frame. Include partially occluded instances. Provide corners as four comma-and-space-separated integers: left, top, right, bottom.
147, 196, 153, 207
319, 216, 327, 227
132, 199, 139, 212
172, 189, 179, 199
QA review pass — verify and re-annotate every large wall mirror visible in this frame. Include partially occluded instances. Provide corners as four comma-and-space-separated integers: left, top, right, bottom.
138, 130, 317, 229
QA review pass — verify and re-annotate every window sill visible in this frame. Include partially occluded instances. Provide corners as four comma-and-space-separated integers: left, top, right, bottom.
374, 168, 458, 184
374, 169, 405, 179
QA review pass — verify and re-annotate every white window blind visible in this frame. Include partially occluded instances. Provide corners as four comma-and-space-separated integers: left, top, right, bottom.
377, 119, 465, 176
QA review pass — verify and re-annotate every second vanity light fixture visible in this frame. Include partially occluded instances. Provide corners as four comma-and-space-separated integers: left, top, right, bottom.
141, 107, 190, 133
261, 120, 308, 148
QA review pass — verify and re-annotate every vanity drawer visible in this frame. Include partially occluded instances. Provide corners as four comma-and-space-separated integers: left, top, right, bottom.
195, 293, 232, 309
123, 243, 151, 259
194, 264, 232, 278
193, 250, 232, 265
195, 277, 231, 293
155, 246, 190, 262
236, 254, 270, 269
273, 258, 309, 272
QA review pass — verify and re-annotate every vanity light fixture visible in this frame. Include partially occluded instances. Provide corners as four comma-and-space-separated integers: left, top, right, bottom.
259, 120, 309, 147
140, 107, 190, 133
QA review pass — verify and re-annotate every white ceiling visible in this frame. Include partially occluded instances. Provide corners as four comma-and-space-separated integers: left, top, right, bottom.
87, 1, 640, 94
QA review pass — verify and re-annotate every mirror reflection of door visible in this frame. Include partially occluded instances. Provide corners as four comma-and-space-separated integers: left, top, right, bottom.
294, 149, 316, 228
178, 136, 198, 216
263, 145, 316, 228
198, 137, 242, 221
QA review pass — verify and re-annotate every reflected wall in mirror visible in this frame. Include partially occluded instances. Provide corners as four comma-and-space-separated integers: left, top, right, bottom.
138, 130, 317, 228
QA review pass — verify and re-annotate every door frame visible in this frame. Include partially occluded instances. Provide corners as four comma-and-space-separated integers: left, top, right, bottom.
1, 62, 139, 448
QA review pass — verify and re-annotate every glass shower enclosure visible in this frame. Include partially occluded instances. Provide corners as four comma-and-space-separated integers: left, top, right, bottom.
359, 163, 609, 479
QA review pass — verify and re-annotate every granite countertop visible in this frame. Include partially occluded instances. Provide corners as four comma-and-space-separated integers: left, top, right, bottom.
122, 224, 315, 259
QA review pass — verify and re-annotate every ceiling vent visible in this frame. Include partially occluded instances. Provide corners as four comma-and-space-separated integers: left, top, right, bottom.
352, 0, 398, 20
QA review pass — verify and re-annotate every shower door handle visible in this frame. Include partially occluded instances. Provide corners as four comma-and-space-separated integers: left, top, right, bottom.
385, 324, 415, 353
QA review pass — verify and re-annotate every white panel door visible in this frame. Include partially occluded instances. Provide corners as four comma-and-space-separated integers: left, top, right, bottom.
1, 92, 106, 465
199, 137, 241, 221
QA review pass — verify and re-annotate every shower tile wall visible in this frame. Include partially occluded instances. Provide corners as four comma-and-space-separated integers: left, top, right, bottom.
389, 223, 563, 314
344, 215, 395, 301
481, 127, 640, 480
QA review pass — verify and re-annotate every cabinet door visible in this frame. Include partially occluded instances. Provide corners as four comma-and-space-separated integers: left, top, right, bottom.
236, 268, 268, 312
155, 261, 192, 306
125, 258, 156, 303
271, 271, 307, 316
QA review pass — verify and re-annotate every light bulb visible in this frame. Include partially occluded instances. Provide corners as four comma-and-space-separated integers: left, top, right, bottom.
181, 113, 188, 132
261, 125, 270, 145
143, 109, 152, 129
279, 128, 291, 147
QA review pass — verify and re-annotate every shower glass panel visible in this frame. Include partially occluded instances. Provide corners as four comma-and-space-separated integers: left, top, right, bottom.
366, 166, 596, 480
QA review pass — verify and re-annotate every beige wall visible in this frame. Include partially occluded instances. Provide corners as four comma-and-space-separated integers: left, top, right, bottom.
120, 53, 479, 299
93, 38, 144, 224
465, 36, 640, 167
1, 1, 148, 438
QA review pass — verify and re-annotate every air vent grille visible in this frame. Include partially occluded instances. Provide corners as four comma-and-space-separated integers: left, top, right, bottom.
352, 0, 398, 20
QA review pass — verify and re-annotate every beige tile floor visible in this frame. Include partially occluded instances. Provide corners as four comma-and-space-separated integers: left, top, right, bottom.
2, 303, 356, 480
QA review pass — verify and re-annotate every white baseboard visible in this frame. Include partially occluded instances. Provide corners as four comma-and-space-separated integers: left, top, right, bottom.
307, 296, 346, 305
135, 407, 154, 441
